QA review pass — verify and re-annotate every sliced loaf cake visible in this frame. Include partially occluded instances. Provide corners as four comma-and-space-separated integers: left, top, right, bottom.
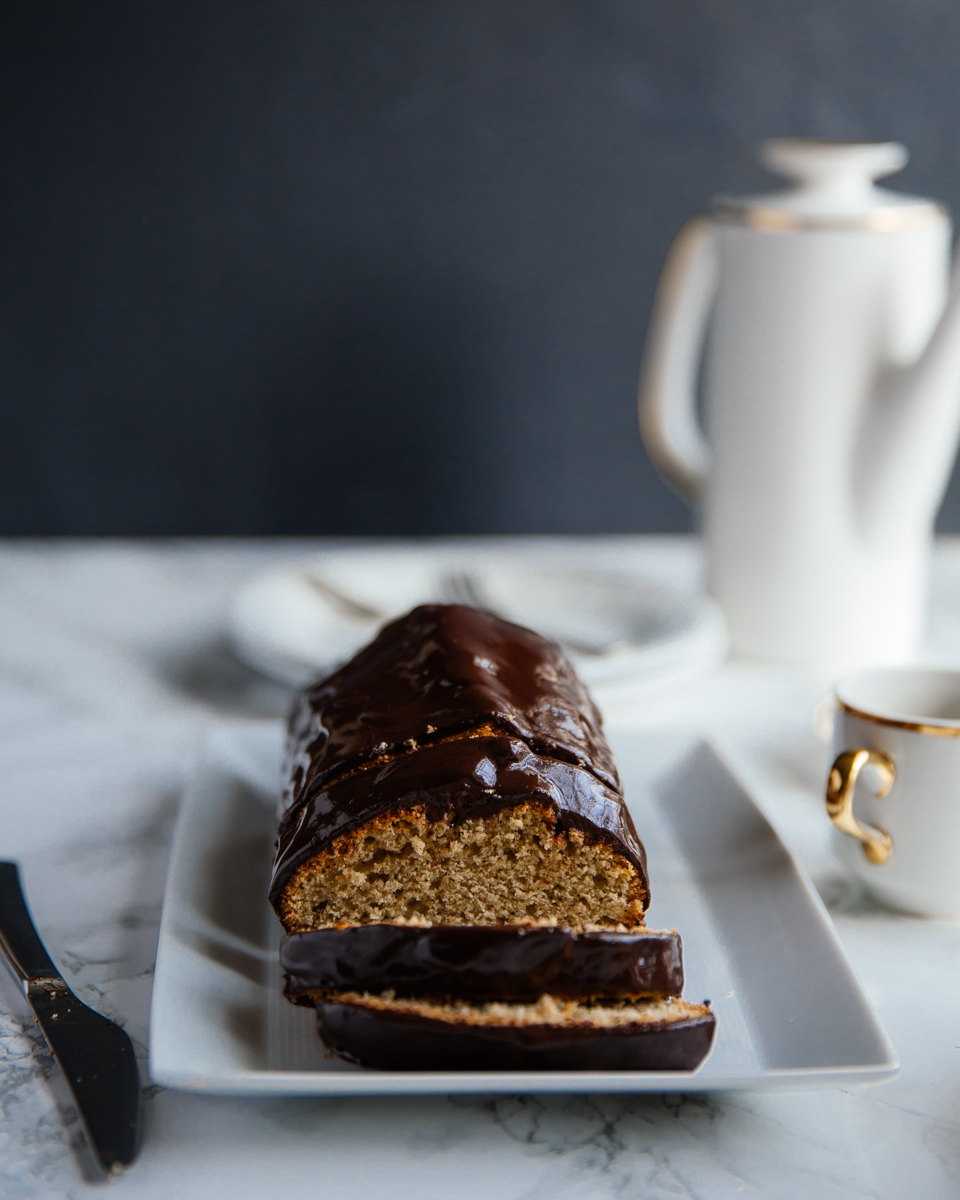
271, 603, 716, 1072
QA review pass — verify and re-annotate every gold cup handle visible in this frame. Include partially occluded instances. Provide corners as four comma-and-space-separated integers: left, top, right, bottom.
826, 749, 896, 865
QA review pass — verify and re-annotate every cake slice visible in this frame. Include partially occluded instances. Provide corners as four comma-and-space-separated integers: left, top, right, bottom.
315, 992, 716, 1072
281, 923, 685, 1003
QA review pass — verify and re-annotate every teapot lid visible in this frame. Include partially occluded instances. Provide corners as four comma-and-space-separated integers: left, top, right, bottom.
712, 139, 946, 232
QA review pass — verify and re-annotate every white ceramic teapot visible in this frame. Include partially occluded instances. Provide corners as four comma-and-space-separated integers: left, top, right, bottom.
639, 139, 960, 670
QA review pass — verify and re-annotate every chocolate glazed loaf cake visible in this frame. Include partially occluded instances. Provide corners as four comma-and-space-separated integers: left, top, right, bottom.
270, 604, 715, 1071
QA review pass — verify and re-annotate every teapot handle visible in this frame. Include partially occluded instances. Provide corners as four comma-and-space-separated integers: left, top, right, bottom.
637, 216, 717, 504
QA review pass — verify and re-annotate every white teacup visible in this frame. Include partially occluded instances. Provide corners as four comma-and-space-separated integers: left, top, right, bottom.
828, 667, 960, 917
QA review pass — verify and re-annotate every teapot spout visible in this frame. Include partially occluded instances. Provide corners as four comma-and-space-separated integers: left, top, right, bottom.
858, 252, 960, 543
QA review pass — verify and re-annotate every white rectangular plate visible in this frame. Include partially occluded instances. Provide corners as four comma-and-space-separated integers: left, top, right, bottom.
149, 723, 898, 1095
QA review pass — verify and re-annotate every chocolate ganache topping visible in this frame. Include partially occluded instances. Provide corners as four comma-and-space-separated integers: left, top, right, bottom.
280, 604, 620, 822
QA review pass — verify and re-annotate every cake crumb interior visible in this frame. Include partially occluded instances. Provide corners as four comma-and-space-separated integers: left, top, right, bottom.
280, 801, 646, 932
332, 991, 709, 1029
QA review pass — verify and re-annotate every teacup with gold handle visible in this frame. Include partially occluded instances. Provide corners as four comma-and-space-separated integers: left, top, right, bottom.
828, 668, 960, 916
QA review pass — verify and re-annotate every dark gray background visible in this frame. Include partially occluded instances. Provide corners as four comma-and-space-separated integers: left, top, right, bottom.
5, 1, 960, 536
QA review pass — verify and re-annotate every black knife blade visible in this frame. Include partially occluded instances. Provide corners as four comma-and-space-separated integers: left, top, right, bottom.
0, 861, 141, 1175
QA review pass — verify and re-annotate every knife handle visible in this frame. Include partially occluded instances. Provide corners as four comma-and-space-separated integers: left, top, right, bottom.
0, 862, 60, 987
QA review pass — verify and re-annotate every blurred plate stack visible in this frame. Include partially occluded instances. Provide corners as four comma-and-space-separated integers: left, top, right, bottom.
229, 544, 727, 697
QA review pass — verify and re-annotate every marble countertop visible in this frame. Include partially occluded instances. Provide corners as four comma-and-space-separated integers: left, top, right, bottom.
2, 536, 960, 1199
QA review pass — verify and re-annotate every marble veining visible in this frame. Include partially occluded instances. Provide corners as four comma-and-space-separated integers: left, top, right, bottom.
0, 537, 959, 1198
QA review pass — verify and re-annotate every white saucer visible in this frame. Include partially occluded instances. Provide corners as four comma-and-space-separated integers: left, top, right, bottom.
228, 544, 727, 693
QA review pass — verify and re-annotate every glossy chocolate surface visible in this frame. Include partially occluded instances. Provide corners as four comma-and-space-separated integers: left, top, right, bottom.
316, 1000, 717, 1071
269, 735, 648, 913
282, 924, 682, 1001
281, 604, 619, 820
